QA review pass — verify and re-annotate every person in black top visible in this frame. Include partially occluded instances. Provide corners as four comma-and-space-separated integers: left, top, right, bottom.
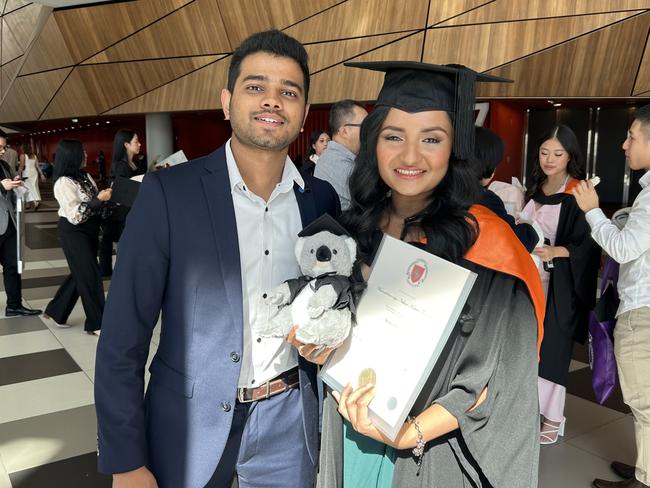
99, 129, 143, 277
474, 126, 538, 252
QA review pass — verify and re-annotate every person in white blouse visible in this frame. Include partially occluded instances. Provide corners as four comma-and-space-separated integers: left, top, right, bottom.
44, 140, 112, 336
574, 104, 650, 488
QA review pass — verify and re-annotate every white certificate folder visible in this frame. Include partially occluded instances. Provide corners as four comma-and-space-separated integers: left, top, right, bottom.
320, 235, 477, 440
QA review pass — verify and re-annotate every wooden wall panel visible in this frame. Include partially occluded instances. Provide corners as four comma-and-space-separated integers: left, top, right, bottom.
84, 0, 230, 63
633, 35, 650, 95
423, 12, 635, 72
20, 15, 73, 75
16, 67, 71, 117
285, 0, 429, 43
428, 0, 492, 26
0, 82, 37, 122
1, 55, 20, 98
309, 32, 424, 103
1, 18, 23, 63
106, 58, 229, 114
77, 56, 221, 113
480, 13, 650, 97
216, 0, 341, 47
3, 3, 43, 50
54, 0, 191, 63
40, 68, 97, 120
305, 33, 413, 73
441, 0, 650, 26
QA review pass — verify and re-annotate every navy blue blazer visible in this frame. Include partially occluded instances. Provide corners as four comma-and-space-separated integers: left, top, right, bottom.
94, 145, 340, 488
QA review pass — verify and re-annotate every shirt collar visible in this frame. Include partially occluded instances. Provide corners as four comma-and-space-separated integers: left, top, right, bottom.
225, 139, 304, 194
639, 170, 650, 189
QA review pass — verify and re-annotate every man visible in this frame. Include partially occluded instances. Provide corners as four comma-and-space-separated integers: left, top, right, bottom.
4, 144, 18, 173
574, 104, 650, 488
0, 131, 42, 317
94, 30, 339, 488
314, 99, 368, 210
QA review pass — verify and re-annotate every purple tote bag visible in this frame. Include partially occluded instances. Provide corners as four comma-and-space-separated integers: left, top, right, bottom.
588, 257, 620, 404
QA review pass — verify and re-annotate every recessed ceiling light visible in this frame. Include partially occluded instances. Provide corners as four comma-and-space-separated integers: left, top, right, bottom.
553, 103, 562, 107
72, 118, 78, 123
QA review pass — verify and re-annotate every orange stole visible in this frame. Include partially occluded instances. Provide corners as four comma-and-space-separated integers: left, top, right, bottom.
465, 205, 545, 354
563, 178, 580, 195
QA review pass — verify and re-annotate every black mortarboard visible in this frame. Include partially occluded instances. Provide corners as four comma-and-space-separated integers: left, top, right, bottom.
344, 61, 512, 160
298, 213, 349, 238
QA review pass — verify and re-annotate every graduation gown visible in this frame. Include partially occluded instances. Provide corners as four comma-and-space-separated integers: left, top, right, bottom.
533, 180, 601, 386
318, 206, 542, 488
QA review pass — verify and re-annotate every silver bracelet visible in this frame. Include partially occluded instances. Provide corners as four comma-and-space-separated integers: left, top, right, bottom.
407, 416, 426, 472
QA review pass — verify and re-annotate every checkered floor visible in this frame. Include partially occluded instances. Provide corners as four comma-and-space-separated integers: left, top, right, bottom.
0, 189, 637, 487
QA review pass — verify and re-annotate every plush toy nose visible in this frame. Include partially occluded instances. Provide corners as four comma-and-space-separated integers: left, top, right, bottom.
316, 245, 332, 262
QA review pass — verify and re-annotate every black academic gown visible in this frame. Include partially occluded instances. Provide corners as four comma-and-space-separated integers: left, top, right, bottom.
533, 189, 601, 386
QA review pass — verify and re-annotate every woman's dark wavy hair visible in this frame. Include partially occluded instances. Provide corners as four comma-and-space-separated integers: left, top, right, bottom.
340, 107, 480, 263
111, 129, 136, 166
52, 139, 85, 182
307, 130, 328, 157
526, 124, 585, 199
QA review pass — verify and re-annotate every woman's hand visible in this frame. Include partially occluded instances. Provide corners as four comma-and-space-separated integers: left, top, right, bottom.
533, 245, 569, 261
97, 188, 112, 202
286, 326, 335, 364
1, 178, 22, 191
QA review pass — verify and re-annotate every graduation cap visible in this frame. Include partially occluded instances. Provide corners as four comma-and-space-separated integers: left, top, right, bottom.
298, 213, 349, 238
344, 61, 512, 160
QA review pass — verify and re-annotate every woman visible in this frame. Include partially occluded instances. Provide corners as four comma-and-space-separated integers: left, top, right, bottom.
44, 140, 112, 335
314, 61, 544, 488
19, 144, 45, 210
302, 130, 330, 176
520, 125, 600, 444
99, 129, 143, 276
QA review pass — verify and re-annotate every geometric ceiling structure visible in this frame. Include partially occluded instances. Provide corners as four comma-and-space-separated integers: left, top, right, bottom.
2, 0, 650, 124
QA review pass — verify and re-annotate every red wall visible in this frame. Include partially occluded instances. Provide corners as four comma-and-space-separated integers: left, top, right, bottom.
487, 101, 526, 182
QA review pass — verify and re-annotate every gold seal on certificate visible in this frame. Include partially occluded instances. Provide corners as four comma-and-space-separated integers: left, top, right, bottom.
358, 368, 377, 387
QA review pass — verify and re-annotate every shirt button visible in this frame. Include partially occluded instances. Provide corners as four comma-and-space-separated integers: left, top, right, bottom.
256, 337, 262, 343
230, 351, 240, 362
265, 207, 269, 212
251, 379, 255, 384
221, 401, 231, 412
264, 250, 269, 255
262, 293, 267, 299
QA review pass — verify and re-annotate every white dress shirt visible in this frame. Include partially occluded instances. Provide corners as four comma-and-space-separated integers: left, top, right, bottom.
54, 175, 98, 225
586, 170, 650, 316
225, 140, 304, 388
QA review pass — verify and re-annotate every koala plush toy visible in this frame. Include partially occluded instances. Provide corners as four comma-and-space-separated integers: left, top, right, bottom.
257, 214, 362, 348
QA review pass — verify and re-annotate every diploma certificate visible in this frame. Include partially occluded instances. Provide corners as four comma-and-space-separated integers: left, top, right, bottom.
320, 235, 477, 440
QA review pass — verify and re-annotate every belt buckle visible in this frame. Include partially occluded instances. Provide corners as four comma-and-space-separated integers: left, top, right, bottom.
237, 387, 252, 403
264, 380, 271, 400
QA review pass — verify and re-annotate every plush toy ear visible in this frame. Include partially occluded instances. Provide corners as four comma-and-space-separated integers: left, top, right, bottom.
344, 236, 357, 261
295, 237, 306, 261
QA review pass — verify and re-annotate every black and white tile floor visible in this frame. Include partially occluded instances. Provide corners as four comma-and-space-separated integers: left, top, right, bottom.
0, 191, 638, 487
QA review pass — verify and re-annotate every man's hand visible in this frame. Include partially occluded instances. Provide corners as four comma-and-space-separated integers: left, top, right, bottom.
572, 180, 600, 213
1, 178, 22, 191
98, 188, 113, 202
286, 326, 335, 365
113, 466, 158, 488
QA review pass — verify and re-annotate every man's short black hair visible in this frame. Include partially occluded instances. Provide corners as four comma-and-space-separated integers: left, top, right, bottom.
634, 104, 650, 136
329, 99, 365, 135
0, 129, 7, 140
227, 30, 310, 102
474, 126, 505, 180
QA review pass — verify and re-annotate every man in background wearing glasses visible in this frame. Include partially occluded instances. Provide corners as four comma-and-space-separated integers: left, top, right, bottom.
315, 99, 367, 210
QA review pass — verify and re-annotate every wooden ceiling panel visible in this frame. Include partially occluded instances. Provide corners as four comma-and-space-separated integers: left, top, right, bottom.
423, 12, 636, 72
54, 0, 192, 63
77, 55, 221, 113
3, 3, 44, 50
1, 18, 24, 64
0, 2, 6, 15
84, 0, 230, 64
284, 0, 429, 44
441, 0, 650, 26
20, 15, 74, 75
0, 82, 37, 122
40, 68, 97, 120
217, 0, 342, 47
428, 0, 493, 27
479, 13, 650, 97
1, 55, 21, 98
309, 32, 424, 103
106, 57, 229, 114
305, 32, 415, 73
15, 67, 71, 118
4, 0, 28, 14
634, 38, 650, 95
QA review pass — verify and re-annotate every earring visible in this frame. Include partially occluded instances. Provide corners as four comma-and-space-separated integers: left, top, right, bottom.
300, 128, 304, 133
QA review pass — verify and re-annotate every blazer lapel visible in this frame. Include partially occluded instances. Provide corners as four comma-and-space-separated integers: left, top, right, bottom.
200, 146, 243, 327
294, 179, 318, 227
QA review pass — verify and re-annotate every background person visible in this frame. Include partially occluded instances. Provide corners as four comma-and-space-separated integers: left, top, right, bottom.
301, 130, 330, 176
44, 140, 111, 335
18, 144, 45, 210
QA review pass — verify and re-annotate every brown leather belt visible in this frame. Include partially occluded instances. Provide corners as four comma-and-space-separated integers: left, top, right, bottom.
236, 367, 300, 403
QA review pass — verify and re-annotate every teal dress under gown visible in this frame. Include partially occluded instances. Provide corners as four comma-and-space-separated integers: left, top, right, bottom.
343, 421, 396, 488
